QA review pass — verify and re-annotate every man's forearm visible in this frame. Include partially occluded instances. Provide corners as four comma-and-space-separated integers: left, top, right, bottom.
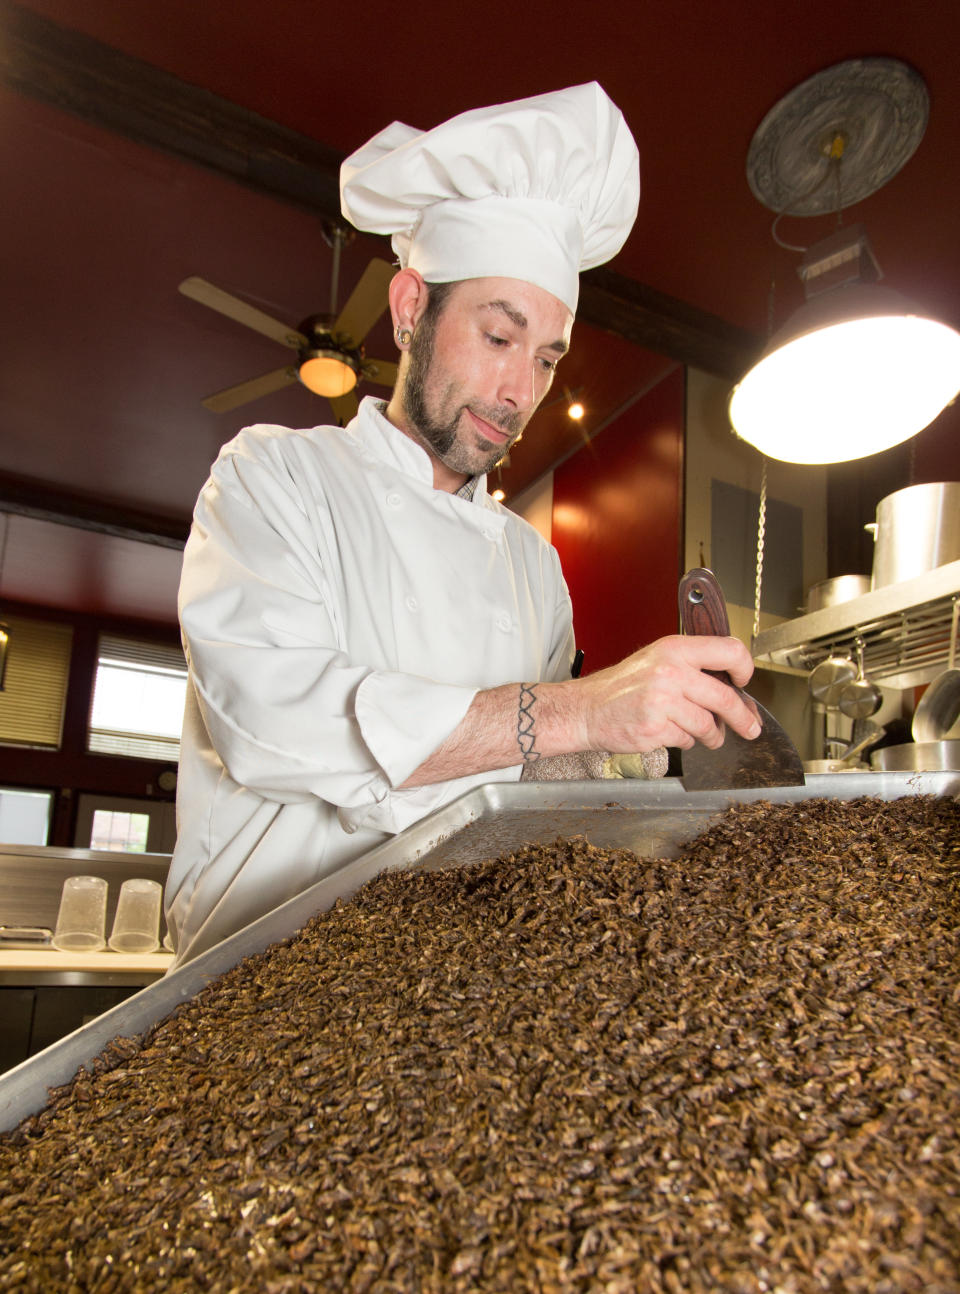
400, 681, 583, 788
397, 634, 765, 790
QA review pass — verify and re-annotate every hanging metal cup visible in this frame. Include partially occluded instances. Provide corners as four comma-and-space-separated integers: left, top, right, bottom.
808, 653, 856, 706
838, 638, 882, 719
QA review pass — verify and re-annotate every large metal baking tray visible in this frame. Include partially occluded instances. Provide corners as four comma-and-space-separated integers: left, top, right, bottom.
2, 770, 957, 1133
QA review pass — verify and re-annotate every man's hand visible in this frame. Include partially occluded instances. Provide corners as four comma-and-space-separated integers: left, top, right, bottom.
561, 634, 760, 755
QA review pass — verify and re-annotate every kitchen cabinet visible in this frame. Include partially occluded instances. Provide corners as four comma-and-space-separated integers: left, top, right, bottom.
0, 984, 149, 1076
753, 559, 960, 691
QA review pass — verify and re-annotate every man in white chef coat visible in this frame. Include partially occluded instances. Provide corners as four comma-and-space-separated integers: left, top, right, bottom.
166, 84, 760, 965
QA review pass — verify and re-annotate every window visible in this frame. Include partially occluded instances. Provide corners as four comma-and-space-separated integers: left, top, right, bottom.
75, 794, 177, 855
90, 809, 150, 853
0, 787, 54, 845
0, 616, 73, 749
88, 635, 188, 762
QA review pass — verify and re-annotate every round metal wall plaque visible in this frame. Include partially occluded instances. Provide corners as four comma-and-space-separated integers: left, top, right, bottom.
747, 58, 929, 216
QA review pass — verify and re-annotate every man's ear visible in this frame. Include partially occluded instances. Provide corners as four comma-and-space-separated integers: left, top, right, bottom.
388, 268, 430, 338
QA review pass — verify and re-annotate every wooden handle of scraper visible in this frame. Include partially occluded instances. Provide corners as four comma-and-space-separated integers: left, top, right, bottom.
678, 568, 733, 686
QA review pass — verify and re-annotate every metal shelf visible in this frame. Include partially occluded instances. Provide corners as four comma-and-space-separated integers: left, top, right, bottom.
753, 559, 960, 690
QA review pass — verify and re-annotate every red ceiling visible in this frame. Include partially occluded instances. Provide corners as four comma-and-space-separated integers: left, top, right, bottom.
2, 0, 959, 623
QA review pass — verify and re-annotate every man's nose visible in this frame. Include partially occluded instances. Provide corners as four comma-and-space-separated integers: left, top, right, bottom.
496, 355, 537, 412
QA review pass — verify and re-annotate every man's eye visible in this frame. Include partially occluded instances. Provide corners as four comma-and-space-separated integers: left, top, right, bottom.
537, 356, 558, 373
485, 333, 509, 347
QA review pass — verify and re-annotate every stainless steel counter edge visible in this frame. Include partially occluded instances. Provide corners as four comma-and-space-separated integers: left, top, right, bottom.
2, 771, 957, 1134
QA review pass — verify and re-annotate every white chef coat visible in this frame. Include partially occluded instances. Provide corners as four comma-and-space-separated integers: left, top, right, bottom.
166, 397, 575, 964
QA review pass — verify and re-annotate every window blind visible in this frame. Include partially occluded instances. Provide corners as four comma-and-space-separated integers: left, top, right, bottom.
88, 634, 188, 762
0, 616, 73, 749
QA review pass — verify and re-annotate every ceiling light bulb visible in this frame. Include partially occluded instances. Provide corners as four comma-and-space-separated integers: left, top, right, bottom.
567, 400, 585, 421
491, 488, 506, 502
729, 287, 960, 464
298, 353, 359, 399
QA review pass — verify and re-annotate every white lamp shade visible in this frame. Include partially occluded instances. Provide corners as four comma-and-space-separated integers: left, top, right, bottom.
728, 284, 960, 464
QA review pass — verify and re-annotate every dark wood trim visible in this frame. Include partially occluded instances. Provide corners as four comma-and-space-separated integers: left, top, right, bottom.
0, 474, 190, 549
579, 268, 760, 381
0, 0, 761, 379
0, 0, 342, 216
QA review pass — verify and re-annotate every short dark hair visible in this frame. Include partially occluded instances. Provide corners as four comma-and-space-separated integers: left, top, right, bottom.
422, 279, 456, 324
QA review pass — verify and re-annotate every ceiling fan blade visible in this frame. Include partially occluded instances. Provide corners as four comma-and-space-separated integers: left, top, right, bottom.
363, 358, 398, 388
180, 276, 307, 350
333, 259, 395, 346
201, 365, 298, 413
329, 391, 359, 426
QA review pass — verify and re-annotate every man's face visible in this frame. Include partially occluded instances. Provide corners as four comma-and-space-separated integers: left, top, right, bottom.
399, 277, 574, 485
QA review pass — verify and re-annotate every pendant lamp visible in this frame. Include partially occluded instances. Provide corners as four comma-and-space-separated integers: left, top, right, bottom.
729, 58, 960, 465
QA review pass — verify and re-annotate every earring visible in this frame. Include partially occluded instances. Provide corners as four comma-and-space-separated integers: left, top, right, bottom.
396, 325, 413, 346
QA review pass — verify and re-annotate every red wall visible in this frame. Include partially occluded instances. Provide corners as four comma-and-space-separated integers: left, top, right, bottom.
551, 367, 685, 673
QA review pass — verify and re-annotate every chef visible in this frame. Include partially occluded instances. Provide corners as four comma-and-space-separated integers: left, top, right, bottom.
166, 83, 759, 965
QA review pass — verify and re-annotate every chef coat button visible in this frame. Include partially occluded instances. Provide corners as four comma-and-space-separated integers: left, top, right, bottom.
386, 491, 402, 509
405, 595, 419, 612
482, 527, 496, 541
496, 613, 512, 632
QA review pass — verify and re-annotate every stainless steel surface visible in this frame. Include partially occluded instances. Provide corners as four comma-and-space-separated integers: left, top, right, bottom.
0, 926, 52, 949
2, 771, 957, 1135
913, 668, 960, 742
678, 568, 804, 789
870, 740, 960, 772
806, 575, 870, 612
870, 482, 960, 589
0, 844, 171, 937
753, 558, 960, 690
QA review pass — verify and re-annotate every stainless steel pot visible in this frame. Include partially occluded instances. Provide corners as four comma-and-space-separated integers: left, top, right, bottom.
913, 668, 960, 742
913, 605, 960, 741
867, 482, 960, 589
805, 575, 870, 612
870, 740, 960, 772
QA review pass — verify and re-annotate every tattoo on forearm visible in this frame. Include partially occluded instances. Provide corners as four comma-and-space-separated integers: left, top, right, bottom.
517, 683, 540, 762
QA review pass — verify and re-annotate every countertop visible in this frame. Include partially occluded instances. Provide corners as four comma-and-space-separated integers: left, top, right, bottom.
0, 948, 174, 986
0, 949, 173, 972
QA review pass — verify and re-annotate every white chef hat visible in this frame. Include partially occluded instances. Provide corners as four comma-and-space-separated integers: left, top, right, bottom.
339, 82, 640, 315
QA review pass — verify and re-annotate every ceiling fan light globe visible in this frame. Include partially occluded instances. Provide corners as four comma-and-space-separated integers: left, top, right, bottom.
728, 293, 960, 465
298, 352, 359, 398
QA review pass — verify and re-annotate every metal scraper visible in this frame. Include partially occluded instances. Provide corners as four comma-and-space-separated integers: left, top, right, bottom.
678, 567, 805, 791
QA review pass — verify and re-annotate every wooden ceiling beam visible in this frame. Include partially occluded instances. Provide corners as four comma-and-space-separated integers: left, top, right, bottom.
0, 474, 189, 549
0, 0, 760, 379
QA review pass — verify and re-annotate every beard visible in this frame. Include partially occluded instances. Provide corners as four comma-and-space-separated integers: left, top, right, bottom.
401, 315, 525, 478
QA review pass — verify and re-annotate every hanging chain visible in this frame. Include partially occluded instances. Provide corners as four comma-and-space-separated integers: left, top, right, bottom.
752, 457, 768, 647
749, 274, 776, 650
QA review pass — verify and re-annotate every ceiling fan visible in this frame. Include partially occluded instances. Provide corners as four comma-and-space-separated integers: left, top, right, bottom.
179, 224, 398, 424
